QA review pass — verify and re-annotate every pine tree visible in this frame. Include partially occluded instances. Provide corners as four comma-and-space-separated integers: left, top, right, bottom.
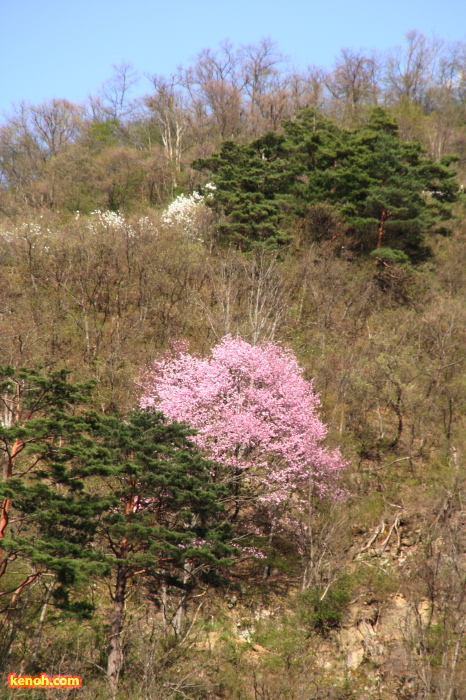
194, 108, 458, 259
1, 369, 233, 695
193, 133, 292, 250
287, 108, 458, 258
0, 366, 95, 571
0, 366, 98, 666
79, 409, 233, 698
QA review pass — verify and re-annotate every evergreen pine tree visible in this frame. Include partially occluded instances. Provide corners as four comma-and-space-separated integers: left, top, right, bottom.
79, 409, 233, 697
0, 366, 95, 568
1, 388, 233, 696
286, 108, 458, 258
193, 133, 291, 250
194, 108, 458, 259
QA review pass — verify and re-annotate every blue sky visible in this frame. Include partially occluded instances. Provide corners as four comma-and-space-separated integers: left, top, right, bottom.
1, 0, 465, 117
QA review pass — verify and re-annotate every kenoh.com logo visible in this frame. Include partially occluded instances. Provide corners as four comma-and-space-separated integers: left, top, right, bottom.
7, 673, 82, 688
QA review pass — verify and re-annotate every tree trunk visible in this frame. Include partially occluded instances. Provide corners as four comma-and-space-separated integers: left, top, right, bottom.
31, 587, 52, 664
0, 438, 21, 546
173, 563, 193, 636
107, 564, 127, 700
376, 209, 386, 248
0, 584, 31, 670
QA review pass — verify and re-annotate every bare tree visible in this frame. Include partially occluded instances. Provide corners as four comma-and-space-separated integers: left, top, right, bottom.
90, 61, 139, 121
0, 104, 43, 196
288, 66, 326, 112
0, 100, 84, 208
384, 30, 443, 107
28, 99, 84, 157
193, 248, 294, 345
240, 37, 287, 130
241, 38, 284, 97
325, 48, 381, 117
436, 40, 466, 104
400, 469, 466, 700
179, 40, 245, 138
144, 76, 190, 178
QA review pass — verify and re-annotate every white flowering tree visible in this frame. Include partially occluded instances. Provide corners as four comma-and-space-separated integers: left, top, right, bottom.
161, 184, 216, 241
86, 210, 157, 238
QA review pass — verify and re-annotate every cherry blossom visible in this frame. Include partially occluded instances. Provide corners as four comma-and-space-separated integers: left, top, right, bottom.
139, 336, 346, 505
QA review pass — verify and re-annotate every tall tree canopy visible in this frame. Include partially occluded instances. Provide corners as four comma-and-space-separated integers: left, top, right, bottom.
194, 108, 458, 258
286, 108, 457, 257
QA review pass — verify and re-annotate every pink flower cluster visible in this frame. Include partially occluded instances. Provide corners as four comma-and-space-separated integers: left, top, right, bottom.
139, 336, 346, 505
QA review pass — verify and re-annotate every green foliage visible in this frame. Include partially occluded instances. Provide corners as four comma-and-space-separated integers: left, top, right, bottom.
87, 118, 120, 148
0, 364, 95, 414
287, 108, 458, 259
195, 107, 458, 259
0, 366, 235, 634
1, 39, 466, 695
193, 134, 292, 250
299, 577, 351, 635
80, 408, 235, 581
370, 247, 411, 266
351, 563, 400, 599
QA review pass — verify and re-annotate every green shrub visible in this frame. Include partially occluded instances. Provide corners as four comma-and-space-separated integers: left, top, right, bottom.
299, 578, 351, 635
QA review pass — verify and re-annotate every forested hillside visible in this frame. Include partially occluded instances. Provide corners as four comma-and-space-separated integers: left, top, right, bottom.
1, 33, 466, 700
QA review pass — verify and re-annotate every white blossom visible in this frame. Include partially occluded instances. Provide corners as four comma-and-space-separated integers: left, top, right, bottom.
161, 185, 216, 241
86, 210, 157, 238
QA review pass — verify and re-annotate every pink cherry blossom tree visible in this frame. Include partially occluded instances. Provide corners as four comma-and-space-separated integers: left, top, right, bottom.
139, 336, 346, 507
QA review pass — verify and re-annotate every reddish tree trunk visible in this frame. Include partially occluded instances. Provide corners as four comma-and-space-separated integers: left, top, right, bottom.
377, 209, 386, 248
0, 438, 21, 564
0, 498, 11, 542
